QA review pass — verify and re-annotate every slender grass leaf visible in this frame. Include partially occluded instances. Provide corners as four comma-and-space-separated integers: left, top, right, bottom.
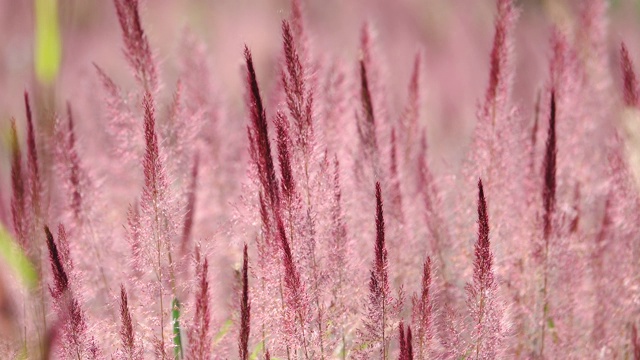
249, 340, 263, 360
213, 318, 233, 346
35, 0, 62, 84
172, 297, 183, 359
0, 225, 38, 289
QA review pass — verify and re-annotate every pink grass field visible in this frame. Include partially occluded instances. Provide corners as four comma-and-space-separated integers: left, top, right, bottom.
2, 0, 640, 358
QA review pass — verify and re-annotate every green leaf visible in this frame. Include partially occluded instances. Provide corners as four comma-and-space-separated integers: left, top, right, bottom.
547, 316, 560, 344
213, 318, 233, 346
172, 297, 183, 359
35, 0, 62, 84
0, 225, 38, 289
249, 341, 264, 360
339, 344, 347, 359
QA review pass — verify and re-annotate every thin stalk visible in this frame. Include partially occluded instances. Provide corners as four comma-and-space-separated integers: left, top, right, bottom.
159, 290, 166, 358
540, 241, 549, 358
297, 311, 311, 360
22, 302, 26, 354
382, 290, 386, 360
151, 195, 166, 359
37, 257, 46, 358
303, 152, 326, 358
277, 278, 292, 360
86, 220, 112, 293
260, 259, 266, 358
75, 342, 82, 360
311, 258, 325, 360
475, 292, 486, 360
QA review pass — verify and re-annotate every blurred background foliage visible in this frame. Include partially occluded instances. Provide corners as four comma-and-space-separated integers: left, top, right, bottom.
0, 0, 638, 115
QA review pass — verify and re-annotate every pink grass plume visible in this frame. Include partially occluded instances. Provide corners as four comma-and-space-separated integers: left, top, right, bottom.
188, 249, 211, 360
620, 42, 639, 107
113, 0, 158, 92
465, 179, 503, 359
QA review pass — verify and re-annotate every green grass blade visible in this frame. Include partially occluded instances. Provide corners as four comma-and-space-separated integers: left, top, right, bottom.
214, 318, 233, 346
0, 225, 38, 289
249, 340, 264, 360
172, 297, 183, 359
35, 0, 62, 84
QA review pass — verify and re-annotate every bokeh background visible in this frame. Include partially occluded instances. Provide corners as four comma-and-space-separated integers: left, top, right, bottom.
2, 0, 640, 176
